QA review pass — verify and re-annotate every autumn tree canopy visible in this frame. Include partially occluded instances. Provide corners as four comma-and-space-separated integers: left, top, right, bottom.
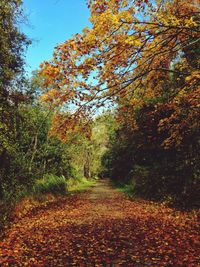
39, 0, 199, 143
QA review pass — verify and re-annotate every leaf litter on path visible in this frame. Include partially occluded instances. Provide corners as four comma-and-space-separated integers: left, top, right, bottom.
0, 180, 199, 266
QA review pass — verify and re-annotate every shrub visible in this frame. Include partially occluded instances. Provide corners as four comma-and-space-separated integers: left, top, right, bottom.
33, 174, 67, 196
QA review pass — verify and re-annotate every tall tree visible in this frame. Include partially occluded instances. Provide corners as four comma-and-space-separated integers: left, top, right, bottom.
0, 0, 30, 197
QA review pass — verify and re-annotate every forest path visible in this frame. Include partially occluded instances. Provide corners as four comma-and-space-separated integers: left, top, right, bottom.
0, 180, 199, 267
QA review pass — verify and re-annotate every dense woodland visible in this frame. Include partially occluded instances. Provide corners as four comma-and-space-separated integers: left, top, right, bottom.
0, 0, 199, 232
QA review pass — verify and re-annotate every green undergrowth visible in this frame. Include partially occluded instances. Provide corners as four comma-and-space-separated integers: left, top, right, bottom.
67, 177, 96, 194
33, 174, 67, 197
32, 174, 96, 199
115, 182, 136, 199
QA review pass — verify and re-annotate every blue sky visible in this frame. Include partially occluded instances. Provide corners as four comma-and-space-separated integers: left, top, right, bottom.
22, 0, 90, 74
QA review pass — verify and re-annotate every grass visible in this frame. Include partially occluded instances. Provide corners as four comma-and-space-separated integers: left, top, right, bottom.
68, 177, 96, 194
33, 174, 96, 199
33, 174, 67, 197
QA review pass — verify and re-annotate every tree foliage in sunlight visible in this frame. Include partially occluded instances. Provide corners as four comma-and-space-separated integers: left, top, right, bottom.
40, 0, 199, 139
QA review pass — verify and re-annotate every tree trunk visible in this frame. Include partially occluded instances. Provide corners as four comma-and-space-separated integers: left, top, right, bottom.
84, 150, 91, 178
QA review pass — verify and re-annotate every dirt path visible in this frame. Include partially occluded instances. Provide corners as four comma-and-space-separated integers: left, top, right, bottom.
0, 180, 199, 267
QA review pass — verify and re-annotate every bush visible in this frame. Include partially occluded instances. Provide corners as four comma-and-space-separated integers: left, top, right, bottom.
33, 174, 67, 196
117, 183, 136, 197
